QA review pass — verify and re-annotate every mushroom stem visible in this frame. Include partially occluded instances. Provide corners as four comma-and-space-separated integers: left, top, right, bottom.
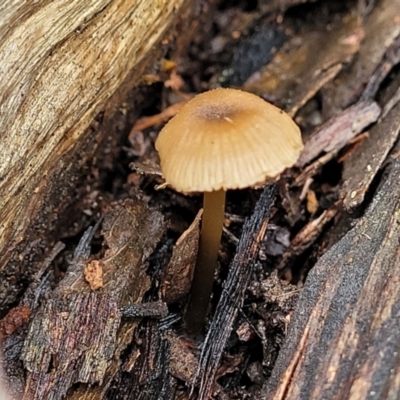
185, 189, 226, 335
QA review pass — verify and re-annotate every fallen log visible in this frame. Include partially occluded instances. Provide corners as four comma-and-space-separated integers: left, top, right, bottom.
0, 0, 196, 309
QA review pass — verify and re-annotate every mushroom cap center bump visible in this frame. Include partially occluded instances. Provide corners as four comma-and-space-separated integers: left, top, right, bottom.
155, 88, 303, 193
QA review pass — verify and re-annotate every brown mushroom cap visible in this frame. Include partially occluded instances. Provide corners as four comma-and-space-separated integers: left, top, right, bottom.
155, 88, 303, 192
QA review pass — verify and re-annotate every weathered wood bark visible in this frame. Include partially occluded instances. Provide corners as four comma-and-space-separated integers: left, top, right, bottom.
21, 198, 166, 399
0, 0, 194, 309
263, 156, 400, 400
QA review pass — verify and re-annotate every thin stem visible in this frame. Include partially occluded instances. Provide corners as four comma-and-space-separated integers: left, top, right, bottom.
185, 190, 226, 335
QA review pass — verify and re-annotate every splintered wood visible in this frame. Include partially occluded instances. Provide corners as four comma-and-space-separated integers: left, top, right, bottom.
193, 186, 276, 400
21, 198, 165, 399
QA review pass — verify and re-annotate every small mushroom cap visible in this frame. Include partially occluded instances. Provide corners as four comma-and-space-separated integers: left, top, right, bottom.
155, 88, 303, 192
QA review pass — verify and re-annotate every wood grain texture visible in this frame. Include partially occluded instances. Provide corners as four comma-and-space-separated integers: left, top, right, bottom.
322, 0, 400, 113
0, 0, 189, 274
263, 157, 400, 400
21, 199, 166, 399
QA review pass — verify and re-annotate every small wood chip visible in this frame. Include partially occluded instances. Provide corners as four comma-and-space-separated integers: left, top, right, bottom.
84, 259, 103, 291
120, 301, 168, 319
161, 210, 202, 304
130, 101, 186, 132
277, 203, 340, 271
306, 190, 318, 215
0, 305, 30, 340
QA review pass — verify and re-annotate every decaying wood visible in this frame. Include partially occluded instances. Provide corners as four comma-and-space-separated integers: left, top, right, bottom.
19, 198, 166, 399
105, 320, 174, 400
258, 0, 317, 14
2, 1, 400, 399
342, 101, 400, 210
360, 33, 400, 101
277, 203, 340, 272
243, 14, 363, 116
322, 0, 400, 113
296, 100, 381, 167
192, 186, 276, 400
263, 156, 400, 400
0, 0, 194, 308
161, 210, 202, 304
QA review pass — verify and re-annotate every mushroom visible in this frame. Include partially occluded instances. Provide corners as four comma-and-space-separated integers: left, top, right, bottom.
155, 88, 303, 334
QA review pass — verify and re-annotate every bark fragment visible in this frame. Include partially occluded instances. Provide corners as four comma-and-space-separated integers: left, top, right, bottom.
342, 102, 400, 210
296, 101, 381, 167
162, 210, 202, 304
